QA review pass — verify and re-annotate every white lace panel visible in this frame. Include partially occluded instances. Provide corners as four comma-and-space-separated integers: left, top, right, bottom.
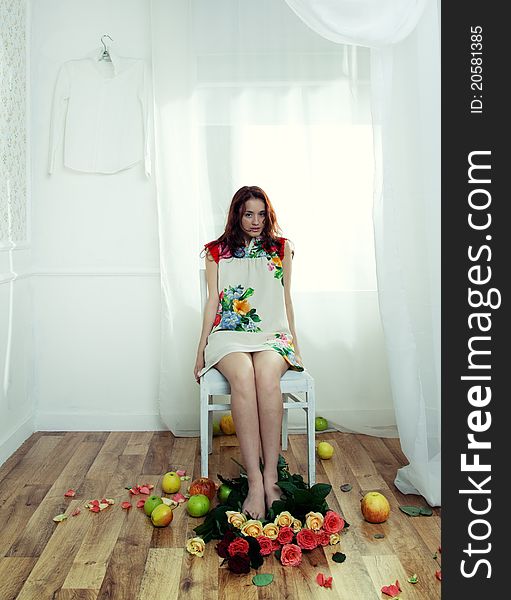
0, 0, 27, 244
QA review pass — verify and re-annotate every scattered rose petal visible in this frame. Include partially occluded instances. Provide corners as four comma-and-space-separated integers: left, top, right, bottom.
139, 486, 151, 495
64, 489, 76, 497
53, 513, 68, 522
121, 502, 132, 510
340, 484, 352, 492
316, 573, 333, 588
381, 580, 401, 597
161, 497, 179, 508
90, 505, 100, 513
407, 574, 418, 584
435, 570, 442, 581
173, 492, 186, 503
136, 499, 146, 508
71, 508, 81, 516
176, 469, 186, 476
438, 545, 441, 553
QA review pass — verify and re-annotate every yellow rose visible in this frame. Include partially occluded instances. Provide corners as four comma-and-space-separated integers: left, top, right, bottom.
329, 533, 341, 545
226, 511, 247, 529
240, 519, 264, 537
186, 536, 206, 557
305, 511, 324, 531
292, 518, 302, 533
274, 511, 294, 528
233, 299, 251, 315
272, 256, 282, 267
262, 522, 280, 540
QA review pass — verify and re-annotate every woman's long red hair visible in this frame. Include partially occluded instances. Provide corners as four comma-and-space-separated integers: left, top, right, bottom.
205, 186, 283, 257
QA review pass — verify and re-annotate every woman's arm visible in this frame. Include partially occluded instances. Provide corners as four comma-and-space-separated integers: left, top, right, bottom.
282, 239, 303, 364
194, 251, 220, 381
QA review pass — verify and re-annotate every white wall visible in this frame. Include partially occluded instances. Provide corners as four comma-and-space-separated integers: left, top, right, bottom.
30, 0, 165, 432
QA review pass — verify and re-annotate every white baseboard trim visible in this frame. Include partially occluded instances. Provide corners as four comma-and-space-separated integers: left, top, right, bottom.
0, 415, 36, 468
35, 412, 168, 432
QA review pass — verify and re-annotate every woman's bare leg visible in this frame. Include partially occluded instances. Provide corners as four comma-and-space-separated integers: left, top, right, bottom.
215, 352, 265, 520
252, 351, 289, 513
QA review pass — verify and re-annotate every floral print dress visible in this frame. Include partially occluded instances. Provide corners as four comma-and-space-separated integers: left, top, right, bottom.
198, 235, 304, 378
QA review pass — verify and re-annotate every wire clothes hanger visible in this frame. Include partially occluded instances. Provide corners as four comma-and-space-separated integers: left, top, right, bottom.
99, 34, 113, 61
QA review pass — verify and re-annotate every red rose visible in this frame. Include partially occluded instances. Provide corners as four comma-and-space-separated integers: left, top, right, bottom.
280, 543, 303, 567
228, 537, 250, 557
315, 529, 331, 547
213, 313, 221, 326
216, 530, 237, 558
256, 535, 274, 556
271, 539, 281, 551
323, 510, 345, 534
277, 526, 294, 545
296, 528, 318, 550
228, 553, 251, 574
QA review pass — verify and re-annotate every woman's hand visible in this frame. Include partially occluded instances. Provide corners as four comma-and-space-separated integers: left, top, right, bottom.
194, 352, 205, 384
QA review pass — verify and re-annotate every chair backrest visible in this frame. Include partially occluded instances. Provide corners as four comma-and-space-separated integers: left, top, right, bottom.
199, 268, 207, 316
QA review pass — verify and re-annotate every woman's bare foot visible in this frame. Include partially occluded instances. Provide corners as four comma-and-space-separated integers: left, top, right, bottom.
263, 471, 283, 513
242, 476, 266, 521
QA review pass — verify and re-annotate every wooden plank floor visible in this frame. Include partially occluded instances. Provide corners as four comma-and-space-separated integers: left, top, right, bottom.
0, 431, 441, 599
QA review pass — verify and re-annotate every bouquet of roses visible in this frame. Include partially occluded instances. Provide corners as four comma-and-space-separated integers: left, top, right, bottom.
186, 454, 349, 574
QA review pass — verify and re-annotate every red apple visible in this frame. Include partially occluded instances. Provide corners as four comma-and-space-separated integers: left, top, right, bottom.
361, 491, 390, 523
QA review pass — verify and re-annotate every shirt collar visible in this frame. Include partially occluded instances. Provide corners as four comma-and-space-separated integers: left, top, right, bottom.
88, 47, 123, 76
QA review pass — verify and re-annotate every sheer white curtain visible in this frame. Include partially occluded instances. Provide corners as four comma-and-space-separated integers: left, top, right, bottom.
283, 0, 441, 506
151, 0, 397, 441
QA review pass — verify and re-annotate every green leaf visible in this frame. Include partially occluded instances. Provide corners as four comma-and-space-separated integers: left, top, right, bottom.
399, 505, 433, 517
310, 483, 332, 500
374, 533, 385, 539
53, 513, 68, 522
277, 481, 300, 495
252, 574, 274, 587
239, 287, 254, 300
399, 506, 422, 517
252, 315, 261, 322
407, 574, 418, 584
332, 552, 346, 563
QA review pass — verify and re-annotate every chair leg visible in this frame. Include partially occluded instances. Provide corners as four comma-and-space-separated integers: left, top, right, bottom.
306, 384, 316, 486
208, 408, 213, 454
200, 384, 209, 478
281, 395, 289, 451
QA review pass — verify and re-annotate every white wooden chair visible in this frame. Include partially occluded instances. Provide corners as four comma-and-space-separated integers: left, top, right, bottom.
199, 268, 316, 485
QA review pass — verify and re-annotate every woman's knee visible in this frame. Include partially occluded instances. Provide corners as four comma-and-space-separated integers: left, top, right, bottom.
217, 353, 255, 394
253, 353, 286, 395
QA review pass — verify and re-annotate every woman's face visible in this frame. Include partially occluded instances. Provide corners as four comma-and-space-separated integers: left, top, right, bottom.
240, 198, 266, 241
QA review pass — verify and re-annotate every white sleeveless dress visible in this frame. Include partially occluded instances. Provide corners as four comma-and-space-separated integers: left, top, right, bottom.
198, 235, 304, 377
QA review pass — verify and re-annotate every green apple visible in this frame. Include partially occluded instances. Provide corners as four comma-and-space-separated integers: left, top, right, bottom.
144, 495, 163, 516
186, 494, 210, 517
217, 483, 233, 504
315, 416, 328, 431
212, 421, 222, 436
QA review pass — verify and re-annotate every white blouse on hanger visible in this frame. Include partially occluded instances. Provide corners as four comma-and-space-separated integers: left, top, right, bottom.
48, 49, 152, 177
